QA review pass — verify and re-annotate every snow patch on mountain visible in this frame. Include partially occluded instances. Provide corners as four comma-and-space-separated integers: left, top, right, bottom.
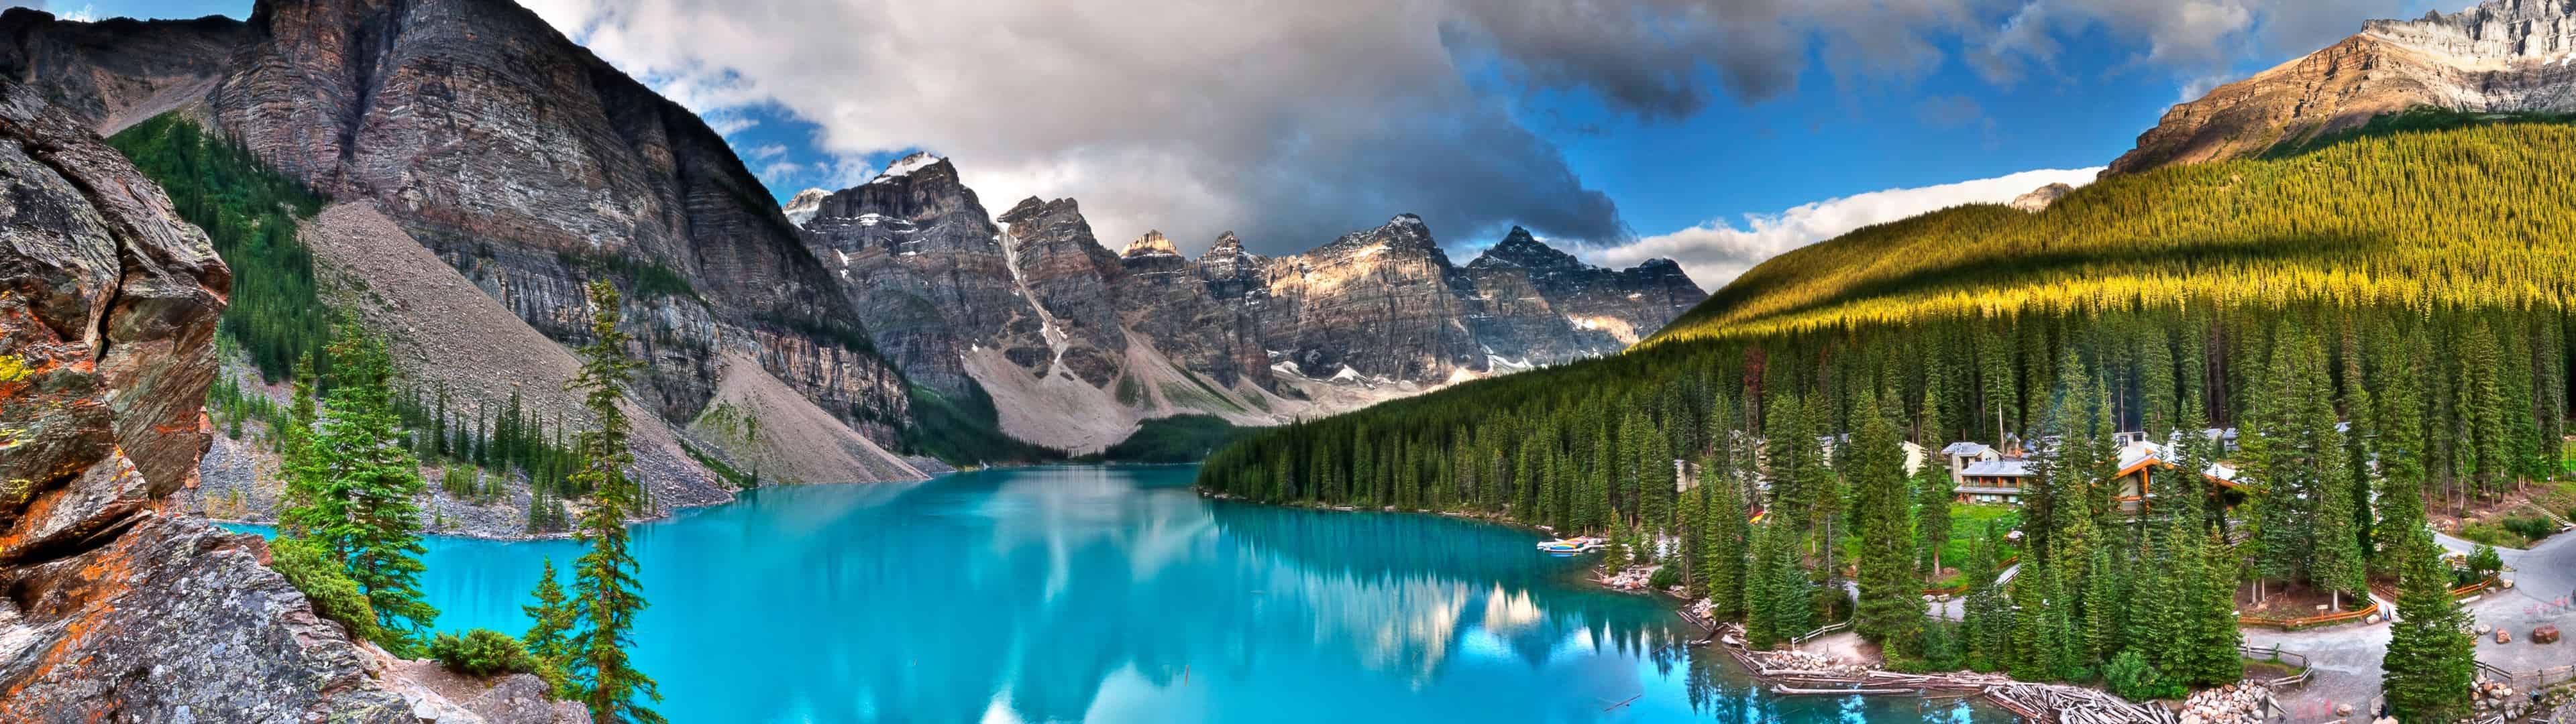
782, 187, 831, 225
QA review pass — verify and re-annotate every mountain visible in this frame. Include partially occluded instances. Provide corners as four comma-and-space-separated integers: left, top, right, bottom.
0, 0, 1700, 467
0, 0, 933, 523
2108, 0, 2576, 175
794, 160, 1709, 451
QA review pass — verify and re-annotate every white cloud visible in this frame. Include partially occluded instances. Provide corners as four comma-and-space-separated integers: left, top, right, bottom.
1588, 167, 2102, 288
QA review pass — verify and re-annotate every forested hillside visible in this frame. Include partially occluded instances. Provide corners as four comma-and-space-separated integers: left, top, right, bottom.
1196, 121, 2563, 712
1646, 121, 2576, 343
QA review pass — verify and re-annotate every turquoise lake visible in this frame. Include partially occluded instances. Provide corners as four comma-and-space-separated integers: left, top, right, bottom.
239, 465, 2010, 723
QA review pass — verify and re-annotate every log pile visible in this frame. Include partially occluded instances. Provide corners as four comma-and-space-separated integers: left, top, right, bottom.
1981, 682, 2174, 724
2175, 683, 2271, 724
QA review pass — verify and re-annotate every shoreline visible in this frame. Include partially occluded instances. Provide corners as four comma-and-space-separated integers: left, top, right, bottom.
1193, 488, 2188, 721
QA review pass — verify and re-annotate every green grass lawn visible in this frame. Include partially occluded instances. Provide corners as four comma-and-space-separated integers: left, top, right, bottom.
1928, 504, 2021, 589
1833, 502, 2022, 589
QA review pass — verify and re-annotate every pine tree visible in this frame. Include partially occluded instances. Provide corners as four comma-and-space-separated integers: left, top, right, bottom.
1771, 525, 1815, 644
521, 558, 577, 694
1743, 521, 1785, 648
1699, 469, 1750, 619
2373, 324, 2431, 575
1851, 390, 1922, 656
2127, 512, 2180, 672
309, 325, 437, 652
2008, 558, 2057, 682
2178, 528, 2244, 686
276, 358, 327, 538
1913, 446, 1953, 576
565, 282, 665, 724
2383, 530, 2476, 723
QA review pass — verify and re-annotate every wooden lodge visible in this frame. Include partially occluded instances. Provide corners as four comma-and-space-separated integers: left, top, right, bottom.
1944, 436, 2256, 512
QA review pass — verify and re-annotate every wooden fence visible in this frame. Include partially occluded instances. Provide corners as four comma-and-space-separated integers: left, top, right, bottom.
1788, 620, 1851, 647
2454, 577, 2502, 599
2239, 645, 2311, 689
2482, 660, 2576, 692
2238, 599, 2379, 630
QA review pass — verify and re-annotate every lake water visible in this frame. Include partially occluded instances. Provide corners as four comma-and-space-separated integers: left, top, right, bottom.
235, 465, 2010, 723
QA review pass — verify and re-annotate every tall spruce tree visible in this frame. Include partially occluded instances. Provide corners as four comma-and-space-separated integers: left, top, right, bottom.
1743, 521, 1786, 648
1851, 390, 1923, 656
309, 325, 437, 651
566, 282, 665, 724
276, 358, 327, 538
2383, 530, 2476, 723
1698, 470, 1750, 619
1913, 420, 1954, 576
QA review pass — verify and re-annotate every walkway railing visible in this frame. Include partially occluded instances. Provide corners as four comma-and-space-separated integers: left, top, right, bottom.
1788, 620, 1850, 647
2239, 645, 2311, 688
2481, 660, 2576, 692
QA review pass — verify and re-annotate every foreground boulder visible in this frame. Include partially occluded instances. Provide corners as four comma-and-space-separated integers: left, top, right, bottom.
0, 78, 570, 723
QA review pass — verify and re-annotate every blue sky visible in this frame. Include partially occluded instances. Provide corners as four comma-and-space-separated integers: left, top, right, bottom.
40, 0, 2466, 286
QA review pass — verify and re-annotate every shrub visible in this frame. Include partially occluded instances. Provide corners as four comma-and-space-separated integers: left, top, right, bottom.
2503, 515, 2558, 541
2459, 522, 2518, 548
2469, 544, 2504, 581
2106, 650, 2180, 701
429, 629, 538, 677
1647, 564, 1682, 589
268, 536, 382, 645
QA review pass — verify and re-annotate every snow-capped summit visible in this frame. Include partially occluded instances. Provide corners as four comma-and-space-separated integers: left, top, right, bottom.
782, 187, 833, 226
870, 152, 945, 184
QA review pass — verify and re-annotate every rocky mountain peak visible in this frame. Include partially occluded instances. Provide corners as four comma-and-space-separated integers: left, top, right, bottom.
2364, 1, 2576, 58
782, 187, 831, 225
2106, 0, 2576, 175
1472, 226, 1584, 271
871, 151, 946, 184
1207, 231, 1244, 253
1122, 229, 1180, 257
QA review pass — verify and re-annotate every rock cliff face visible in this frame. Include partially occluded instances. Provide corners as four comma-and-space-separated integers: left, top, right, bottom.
1462, 227, 1703, 353
800, 154, 1042, 397
996, 197, 1130, 387
2107, 0, 2576, 175
1258, 215, 1485, 382
0, 0, 912, 450
0, 78, 573, 724
795, 160, 1707, 450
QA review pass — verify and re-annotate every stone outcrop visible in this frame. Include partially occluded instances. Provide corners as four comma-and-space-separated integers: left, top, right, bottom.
0, 77, 573, 723
2107, 0, 2576, 175
2008, 183, 2074, 212
0, 0, 912, 449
